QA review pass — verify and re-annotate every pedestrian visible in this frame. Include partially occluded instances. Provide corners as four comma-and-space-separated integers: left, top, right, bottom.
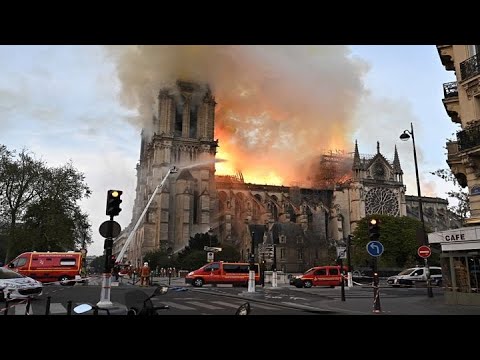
140, 262, 151, 286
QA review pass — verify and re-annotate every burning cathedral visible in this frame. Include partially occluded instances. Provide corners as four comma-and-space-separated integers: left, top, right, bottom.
114, 80, 459, 272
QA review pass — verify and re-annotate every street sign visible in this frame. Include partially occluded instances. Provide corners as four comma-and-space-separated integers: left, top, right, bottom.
99, 220, 121, 238
336, 246, 347, 259
417, 245, 431, 258
203, 246, 222, 252
366, 241, 384, 257
207, 252, 214, 262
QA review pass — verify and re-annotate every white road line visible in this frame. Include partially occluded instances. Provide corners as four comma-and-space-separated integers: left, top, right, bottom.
49, 303, 67, 315
186, 301, 224, 310
248, 303, 280, 310
280, 302, 324, 311
15, 304, 33, 315
161, 301, 196, 310
210, 301, 245, 308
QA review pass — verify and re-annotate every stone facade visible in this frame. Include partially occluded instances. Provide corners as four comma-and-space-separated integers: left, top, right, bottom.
116, 80, 457, 272
437, 45, 480, 225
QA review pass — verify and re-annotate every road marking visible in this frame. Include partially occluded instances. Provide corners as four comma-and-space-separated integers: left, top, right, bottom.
280, 302, 326, 311
250, 303, 280, 310
49, 303, 67, 315
210, 301, 245, 308
15, 304, 33, 315
161, 301, 196, 310
186, 301, 224, 310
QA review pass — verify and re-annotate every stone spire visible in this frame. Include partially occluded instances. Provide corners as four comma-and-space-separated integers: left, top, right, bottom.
393, 145, 403, 174
377, 141, 380, 154
353, 140, 361, 170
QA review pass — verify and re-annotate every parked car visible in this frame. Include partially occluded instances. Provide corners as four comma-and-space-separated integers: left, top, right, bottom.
0, 266, 43, 300
387, 266, 442, 287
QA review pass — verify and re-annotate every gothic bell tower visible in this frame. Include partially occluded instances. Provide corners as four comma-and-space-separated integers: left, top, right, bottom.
130, 80, 219, 265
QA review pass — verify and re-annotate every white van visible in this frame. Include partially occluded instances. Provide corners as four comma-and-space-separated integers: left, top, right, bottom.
387, 266, 442, 287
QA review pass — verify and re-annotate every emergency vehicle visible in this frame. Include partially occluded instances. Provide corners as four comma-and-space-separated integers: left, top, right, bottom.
185, 261, 260, 287
5, 251, 83, 285
291, 265, 348, 288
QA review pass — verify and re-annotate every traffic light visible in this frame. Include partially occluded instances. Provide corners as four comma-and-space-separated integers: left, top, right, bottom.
109, 255, 117, 269
368, 218, 380, 241
106, 190, 122, 216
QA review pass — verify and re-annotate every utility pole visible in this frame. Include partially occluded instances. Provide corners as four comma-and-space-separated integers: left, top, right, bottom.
248, 231, 256, 293
271, 244, 278, 288
347, 235, 353, 288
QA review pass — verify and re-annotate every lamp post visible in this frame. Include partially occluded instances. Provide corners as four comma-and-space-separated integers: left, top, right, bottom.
400, 122, 433, 298
248, 231, 256, 293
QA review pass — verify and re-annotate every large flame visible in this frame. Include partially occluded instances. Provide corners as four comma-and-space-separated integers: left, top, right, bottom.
108, 45, 369, 187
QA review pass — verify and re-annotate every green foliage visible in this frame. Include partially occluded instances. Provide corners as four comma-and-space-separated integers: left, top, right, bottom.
143, 232, 242, 271
143, 249, 173, 270
351, 214, 425, 269
0, 145, 91, 262
430, 168, 469, 220
89, 255, 105, 273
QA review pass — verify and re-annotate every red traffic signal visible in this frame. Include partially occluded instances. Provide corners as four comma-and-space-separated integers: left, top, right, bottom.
106, 190, 123, 217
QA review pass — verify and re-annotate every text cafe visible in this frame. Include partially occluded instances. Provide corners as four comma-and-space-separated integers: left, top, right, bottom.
429, 226, 480, 305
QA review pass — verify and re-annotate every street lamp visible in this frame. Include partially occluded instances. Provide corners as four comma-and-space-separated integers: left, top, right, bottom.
400, 122, 433, 298
248, 231, 256, 293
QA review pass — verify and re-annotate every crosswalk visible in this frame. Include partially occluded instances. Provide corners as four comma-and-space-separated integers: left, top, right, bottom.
1, 298, 283, 315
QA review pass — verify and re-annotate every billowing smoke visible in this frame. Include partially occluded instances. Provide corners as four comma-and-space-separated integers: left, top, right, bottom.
106, 45, 369, 186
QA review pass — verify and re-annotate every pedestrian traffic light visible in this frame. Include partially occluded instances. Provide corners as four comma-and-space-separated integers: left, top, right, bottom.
368, 218, 380, 241
106, 190, 122, 216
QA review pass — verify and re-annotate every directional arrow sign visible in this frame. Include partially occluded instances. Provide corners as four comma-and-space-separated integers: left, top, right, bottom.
366, 241, 384, 257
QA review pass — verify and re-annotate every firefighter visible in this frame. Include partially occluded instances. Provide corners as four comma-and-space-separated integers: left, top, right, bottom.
140, 262, 151, 287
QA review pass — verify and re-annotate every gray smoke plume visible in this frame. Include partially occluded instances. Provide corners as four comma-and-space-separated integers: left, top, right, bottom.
106, 45, 370, 186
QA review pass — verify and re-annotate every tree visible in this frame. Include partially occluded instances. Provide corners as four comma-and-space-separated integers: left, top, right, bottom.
89, 255, 105, 274
351, 214, 431, 269
430, 168, 469, 221
0, 146, 91, 262
1, 148, 46, 262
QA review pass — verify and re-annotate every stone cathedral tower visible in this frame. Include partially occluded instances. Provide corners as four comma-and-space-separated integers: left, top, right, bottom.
333, 140, 407, 239
128, 80, 218, 265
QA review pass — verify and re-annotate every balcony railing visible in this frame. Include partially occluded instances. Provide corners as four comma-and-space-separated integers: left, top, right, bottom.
460, 53, 480, 81
443, 81, 458, 98
458, 122, 480, 151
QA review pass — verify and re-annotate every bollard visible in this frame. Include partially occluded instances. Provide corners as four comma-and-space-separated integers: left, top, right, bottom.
168, 271, 172, 285
132, 272, 136, 285
67, 300, 72, 315
25, 298, 31, 315
150, 273, 154, 286
45, 296, 51, 315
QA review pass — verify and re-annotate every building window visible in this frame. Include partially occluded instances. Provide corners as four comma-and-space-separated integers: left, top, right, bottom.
297, 249, 304, 260
280, 248, 286, 259
189, 105, 198, 138
279, 235, 286, 244
175, 100, 184, 137
193, 190, 199, 224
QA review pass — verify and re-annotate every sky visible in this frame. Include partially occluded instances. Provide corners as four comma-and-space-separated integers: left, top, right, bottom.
0, 45, 459, 256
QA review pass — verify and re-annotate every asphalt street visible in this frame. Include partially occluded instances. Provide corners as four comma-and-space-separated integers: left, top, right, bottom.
3, 275, 480, 315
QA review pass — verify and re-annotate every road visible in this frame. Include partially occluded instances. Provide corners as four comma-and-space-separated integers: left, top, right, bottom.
1, 282, 313, 315
2, 276, 480, 315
